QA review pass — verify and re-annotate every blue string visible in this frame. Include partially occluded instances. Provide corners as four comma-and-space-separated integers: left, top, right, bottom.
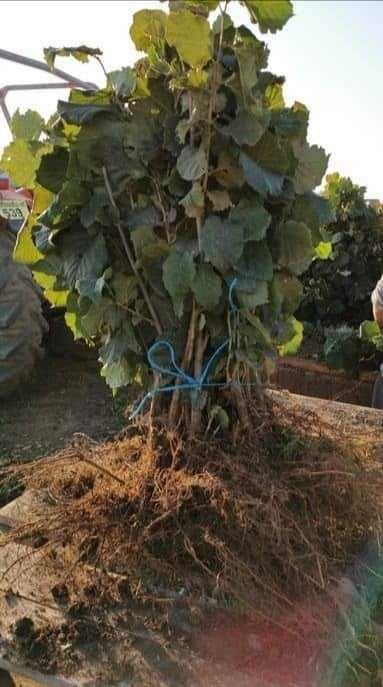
129, 278, 239, 420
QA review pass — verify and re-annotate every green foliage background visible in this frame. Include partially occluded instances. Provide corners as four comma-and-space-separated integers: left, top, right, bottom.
298, 174, 383, 373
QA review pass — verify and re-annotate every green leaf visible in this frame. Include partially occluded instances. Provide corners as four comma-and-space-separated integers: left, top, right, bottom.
201, 215, 244, 273
271, 273, 302, 315
69, 89, 111, 106
36, 147, 69, 193
212, 12, 234, 34
44, 287, 69, 308
166, 10, 212, 66
168, 0, 220, 15
315, 241, 332, 260
13, 186, 53, 266
76, 275, 106, 303
192, 264, 222, 311
57, 100, 117, 125
61, 233, 109, 288
180, 183, 205, 218
323, 326, 360, 374
360, 321, 383, 351
0, 140, 50, 188
291, 193, 333, 249
177, 145, 208, 181
112, 274, 137, 306
222, 109, 268, 146
107, 67, 137, 98
207, 190, 233, 212
242, 0, 294, 33
237, 281, 268, 307
44, 45, 102, 70
163, 248, 196, 318
234, 241, 273, 287
252, 131, 289, 175
240, 152, 284, 197
278, 317, 303, 356
230, 200, 271, 242
10, 109, 44, 141
13, 216, 42, 266
276, 220, 313, 275
265, 83, 285, 110
293, 142, 329, 194
234, 28, 269, 99
130, 9, 167, 52
215, 150, 245, 189
243, 311, 273, 347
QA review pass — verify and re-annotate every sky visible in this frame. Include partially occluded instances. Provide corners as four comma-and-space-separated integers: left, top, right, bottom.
1, 0, 382, 198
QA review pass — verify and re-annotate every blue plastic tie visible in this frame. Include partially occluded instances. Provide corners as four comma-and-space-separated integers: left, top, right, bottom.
129, 278, 239, 420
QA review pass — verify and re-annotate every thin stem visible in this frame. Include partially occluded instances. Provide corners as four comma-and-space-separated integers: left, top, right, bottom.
95, 55, 109, 81
102, 166, 163, 336
202, 1, 226, 195
79, 454, 125, 486
169, 300, 197, 426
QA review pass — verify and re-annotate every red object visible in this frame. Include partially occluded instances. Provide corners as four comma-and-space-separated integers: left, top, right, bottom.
192, 598, 337, 687
0, 174, 33, 207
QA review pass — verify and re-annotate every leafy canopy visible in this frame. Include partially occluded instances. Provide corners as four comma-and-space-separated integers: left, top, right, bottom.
2, 0, 330, 398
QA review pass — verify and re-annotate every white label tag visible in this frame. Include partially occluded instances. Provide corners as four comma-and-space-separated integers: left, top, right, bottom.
0, 199, 29, 222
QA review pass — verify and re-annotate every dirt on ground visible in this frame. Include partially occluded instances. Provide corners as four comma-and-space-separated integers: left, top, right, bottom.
0, 352, 127, 464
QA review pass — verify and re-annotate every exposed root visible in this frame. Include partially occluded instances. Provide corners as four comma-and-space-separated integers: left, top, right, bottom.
0, 400, 381, 684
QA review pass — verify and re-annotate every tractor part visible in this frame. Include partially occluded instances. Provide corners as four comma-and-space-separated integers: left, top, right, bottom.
0, 215, 48, 397
0, 182, 47, 397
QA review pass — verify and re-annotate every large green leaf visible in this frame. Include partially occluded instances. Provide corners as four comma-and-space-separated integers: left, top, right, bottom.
10, 109, 44, 141
36, 147, 69, 193
271, 272, 302, 315
234, 241, 273, 287
201, 216, 244, 273
215, 151, 245, 189
240, 152, 284, 197
207, 190, 233, 212
57, 101, 117, 125
234, 27, 269, 99
242, 0, 294, 33
0, 140, 50, 188
237, 281, 269, 307
60, 233, 109, 288
107, 67, 137, 98
177, 145, 208, 181
222, 109, 268, 147
252, 131, 290, 175
166, 10, 212, 66
192, 264, 222, 311
130, 9, 167, 52
230, 200, 271, 242
293, 142, 329, 194
276, 220, 313, 275
163, 248, 196, 318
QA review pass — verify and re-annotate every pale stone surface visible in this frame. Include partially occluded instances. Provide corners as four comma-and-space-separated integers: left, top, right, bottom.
0, 491, 45, 532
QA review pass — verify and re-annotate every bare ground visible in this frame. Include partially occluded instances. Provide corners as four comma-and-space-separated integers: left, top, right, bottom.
0, 353, 127, 464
